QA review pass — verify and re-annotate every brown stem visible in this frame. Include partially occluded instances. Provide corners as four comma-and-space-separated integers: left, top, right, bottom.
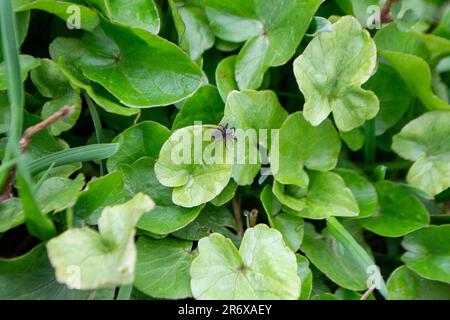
360, 284, 377, 300
20, 106, 74, 151
0, 106, 75, 202
249, 209, 258, 228
232, 197, 244, 236
380, 0, 398, 23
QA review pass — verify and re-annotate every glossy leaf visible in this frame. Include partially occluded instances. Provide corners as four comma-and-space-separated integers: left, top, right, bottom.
206, 0, 323, 89
359, 181, 429, 237
387, 266, 450, 300
401, 225, 450, 284
134, 236, 194, 299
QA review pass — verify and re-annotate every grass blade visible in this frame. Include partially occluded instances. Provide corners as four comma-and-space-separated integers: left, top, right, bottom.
28, 143, 119, 174
85, 93, 105, 175
0, 0, 56, 240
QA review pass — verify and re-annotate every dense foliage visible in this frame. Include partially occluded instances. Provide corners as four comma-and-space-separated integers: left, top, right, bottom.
0, 0, 450, 300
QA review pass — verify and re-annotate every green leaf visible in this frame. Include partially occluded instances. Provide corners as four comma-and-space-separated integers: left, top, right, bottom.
169, 0, 214, 60
47, 193, 155, 290
339, 128, 364, 151
0, 11, 30, 62
30, 58, 81, 135
0, 244, 113, 299
301, 223, 368, 291
13, 0, 100, 31
86, 0, 160, 34
118, 157, 203, 235
0, 54, 40, 90
36, 174, 85, 214
50, 49, 139, 116
221, 90, 288, 185
106, 121, 171, 171
172, 205, 239, 242
0, 198, 24, 233
215, 55, 238, 102
272, 213, 304, 252
260, 184, 282, 219
364, 63, 411, 136
74, 171, 131, 222
374, 23, 430, 60
210, 180, 237, 207
433, 6, 450, 39
293, 16, 379, 132
387, 266, 450, 300
381, 50, 450, 111
334, 168, 378, 218
296, 255, 313, 300
134, 236, 194, 299
205, 0, 323, 89
172, 85, 224, 130
53, 19, 203, 108
275, 112, 341, 188
359, 181, 429, 237
190, 224, 300, 299
275, 171, 359, 219
401, 225, 450, 284
155, 125, 232, 207
392, 111, 450, 196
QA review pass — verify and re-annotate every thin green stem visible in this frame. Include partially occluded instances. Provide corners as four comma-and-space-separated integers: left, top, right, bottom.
364, 119, 376, 165
0, 0, 24, 189
66, 207, 74, 229
84, 93, 105, 175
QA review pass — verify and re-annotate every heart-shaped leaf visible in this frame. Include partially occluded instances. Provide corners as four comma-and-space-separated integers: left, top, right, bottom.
392, 111, 450, 196
334, 168, 378, 218
274, 171, 359, 219
36, 174, 85, 214
13, 0, 100, 31
387, 266, 450, 300
172, 85, 224, 130
134, 236, 194, 299
190, 224, 300, 299
169, 0, 214, 60
155, 125, 232, 207
0, 54, 39, 90
206, 0, 323, 89
0, 198, 24, 233
30, 58, 81, 135
47, 193, 154, 290
275, 112, 341, 188
381, 50, 450, 111
118, 157, 203, 235
293, 16, 379, 132
401, 225, 450, 284
221, 90, 288, 185
86, 0, 160, 34
52, 19, 203, 108
107, 121, 171, 171
0, 244, 113, 299
359, 181, 429, 237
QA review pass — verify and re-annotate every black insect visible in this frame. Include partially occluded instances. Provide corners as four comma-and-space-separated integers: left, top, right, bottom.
211, 123, 237, 145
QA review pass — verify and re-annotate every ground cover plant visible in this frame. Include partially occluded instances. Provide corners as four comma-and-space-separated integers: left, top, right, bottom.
0, 0, 449, 301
